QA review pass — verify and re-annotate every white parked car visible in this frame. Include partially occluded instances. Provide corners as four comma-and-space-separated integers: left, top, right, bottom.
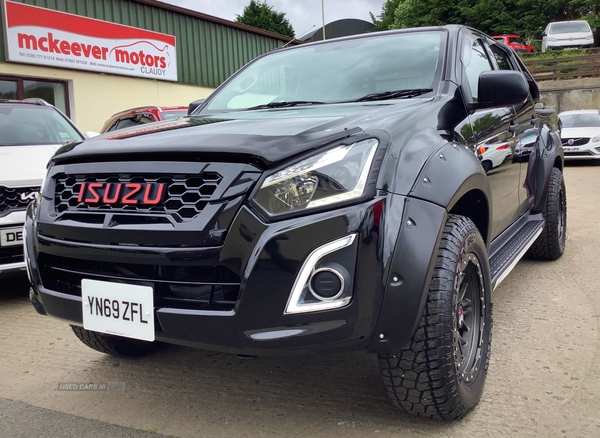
558, 109, 600, 160
478, 141, 512, 173
541, 20, 594, 52
0, 99, 84, 276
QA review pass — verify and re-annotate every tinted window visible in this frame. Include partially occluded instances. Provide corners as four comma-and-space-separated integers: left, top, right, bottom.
206, 31, 443, 111
509, 37, 526, 45
112, 116, 155, 131
560, 113, 600, 128
550, 22, 591, 34
490, 45, 513, 70
464, 40, 493, 101
0, 105, 82, 146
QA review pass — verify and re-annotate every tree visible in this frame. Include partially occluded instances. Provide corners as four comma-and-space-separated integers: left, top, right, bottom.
380, 0, 600, 39
235, 0, 295, 38
370, 0, 402, 31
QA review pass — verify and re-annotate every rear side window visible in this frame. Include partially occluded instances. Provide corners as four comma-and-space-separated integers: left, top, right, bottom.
109, 115, 155, 132
508, 37, 526, 45
489, 45, 513, 71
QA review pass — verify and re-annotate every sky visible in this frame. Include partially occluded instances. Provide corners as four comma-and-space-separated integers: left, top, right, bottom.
159, 0, 386, 38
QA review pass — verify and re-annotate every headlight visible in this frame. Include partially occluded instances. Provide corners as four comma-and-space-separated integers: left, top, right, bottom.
592, 135, 600, 143
253, 138, 379, 217
548, 37, 557, 42
586, 34, 594, 40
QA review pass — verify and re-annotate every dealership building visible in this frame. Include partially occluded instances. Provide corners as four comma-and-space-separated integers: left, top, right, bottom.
0, 0, 298, 132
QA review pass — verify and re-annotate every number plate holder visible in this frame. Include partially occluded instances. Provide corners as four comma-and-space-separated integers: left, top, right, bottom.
82, 279, 155, 341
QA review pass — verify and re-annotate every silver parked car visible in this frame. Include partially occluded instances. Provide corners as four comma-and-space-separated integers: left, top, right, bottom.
541, 20, 594, 52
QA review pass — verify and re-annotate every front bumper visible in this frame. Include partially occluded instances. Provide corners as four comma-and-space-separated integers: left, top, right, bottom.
562, 143, 600, 160
0, 211, 27, 275
26, 197, 395, 355
546, 41, 594, 50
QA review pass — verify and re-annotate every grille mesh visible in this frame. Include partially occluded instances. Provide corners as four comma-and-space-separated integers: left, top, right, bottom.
0, 186, 39, 216
54, 174, 222, 221
562, 138, 589, 147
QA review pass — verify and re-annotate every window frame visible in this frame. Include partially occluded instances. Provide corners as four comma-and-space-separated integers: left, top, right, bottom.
0, 75, 71, 117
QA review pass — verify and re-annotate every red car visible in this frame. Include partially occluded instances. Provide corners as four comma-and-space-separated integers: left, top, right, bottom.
492, 34, 534, 53
100, 106, 188, 133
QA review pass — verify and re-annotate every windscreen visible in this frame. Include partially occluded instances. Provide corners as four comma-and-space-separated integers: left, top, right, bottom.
550, 22, 591, 34
0, 105, 83, 146
204, 31, 443, 111
560, 113, 600, 128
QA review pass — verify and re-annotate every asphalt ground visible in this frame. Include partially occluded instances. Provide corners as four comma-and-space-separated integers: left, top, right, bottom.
0, 162, 598, 438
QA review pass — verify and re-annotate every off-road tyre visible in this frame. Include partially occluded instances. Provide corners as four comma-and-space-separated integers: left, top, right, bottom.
378, 215, 493, 420
71, 325, 156, 357
527, 167, 566, 261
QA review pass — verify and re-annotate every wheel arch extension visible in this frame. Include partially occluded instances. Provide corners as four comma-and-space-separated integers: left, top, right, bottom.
409, 142, 493, 245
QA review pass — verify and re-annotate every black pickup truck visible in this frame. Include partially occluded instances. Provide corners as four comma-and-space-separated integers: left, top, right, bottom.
25, 25, 566, 420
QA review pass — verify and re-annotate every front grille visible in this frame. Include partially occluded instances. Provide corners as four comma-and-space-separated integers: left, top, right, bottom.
0, 245, 24, 265
562, 138, 589, 147
39, 254, 241, 311
0, 185, 40, 217
54, 174, 222, 221
564, 150, 593, 156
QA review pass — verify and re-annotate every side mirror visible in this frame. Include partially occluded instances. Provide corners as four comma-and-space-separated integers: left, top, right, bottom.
471, 70, 529, 110
187, 98, 205, 115
541, 32, 547, 37
85, 131, 100, 139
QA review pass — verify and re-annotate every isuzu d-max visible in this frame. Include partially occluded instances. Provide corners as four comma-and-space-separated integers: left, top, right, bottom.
25, 25, 566, 420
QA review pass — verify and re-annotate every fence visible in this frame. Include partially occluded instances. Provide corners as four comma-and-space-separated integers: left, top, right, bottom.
521, 48, 600, 81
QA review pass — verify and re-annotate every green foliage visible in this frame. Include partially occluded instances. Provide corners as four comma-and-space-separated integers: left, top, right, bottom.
370, 0, 402, 31
375, 0, 600, 40
235, 0, 295, 38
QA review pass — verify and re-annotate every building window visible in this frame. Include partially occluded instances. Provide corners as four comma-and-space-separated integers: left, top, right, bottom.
0, 76, 70, 116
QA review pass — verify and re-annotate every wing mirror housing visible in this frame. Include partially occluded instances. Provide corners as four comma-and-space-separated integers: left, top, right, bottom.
187, 98, 205, 115
469, 70, 529, 111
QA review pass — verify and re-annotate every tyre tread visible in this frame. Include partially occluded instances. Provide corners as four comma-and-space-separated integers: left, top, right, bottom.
378, 215, 492, 420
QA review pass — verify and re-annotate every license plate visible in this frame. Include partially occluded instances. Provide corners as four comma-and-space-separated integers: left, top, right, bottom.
82, 279, 155, 342
564, 146, 580, 151
0, 227, 23, 247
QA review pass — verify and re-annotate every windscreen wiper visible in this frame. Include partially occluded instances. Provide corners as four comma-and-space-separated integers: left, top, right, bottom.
354, 88, 433, 102
245, 100, 326, 110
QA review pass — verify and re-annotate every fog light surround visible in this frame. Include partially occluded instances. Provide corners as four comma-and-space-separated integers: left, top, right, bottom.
309, 267, 345, 301
284, 234, 356, 315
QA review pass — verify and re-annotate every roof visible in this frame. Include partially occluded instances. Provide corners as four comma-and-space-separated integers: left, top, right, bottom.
132, 0, 301, 44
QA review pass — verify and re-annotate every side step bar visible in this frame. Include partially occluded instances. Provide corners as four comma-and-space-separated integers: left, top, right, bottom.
489, 215, 545, 290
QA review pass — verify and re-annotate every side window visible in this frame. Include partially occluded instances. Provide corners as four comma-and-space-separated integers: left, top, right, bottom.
463, 39, 493, 102
489, 45, 513, 71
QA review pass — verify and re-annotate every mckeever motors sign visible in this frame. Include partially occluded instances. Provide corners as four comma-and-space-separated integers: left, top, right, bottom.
3, 1, 177, 81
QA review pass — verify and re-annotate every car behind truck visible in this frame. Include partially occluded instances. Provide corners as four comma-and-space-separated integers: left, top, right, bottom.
25, 25, 566, 420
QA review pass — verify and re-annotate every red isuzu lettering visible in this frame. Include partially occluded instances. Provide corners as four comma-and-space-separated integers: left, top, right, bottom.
77, 182, 165, 205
